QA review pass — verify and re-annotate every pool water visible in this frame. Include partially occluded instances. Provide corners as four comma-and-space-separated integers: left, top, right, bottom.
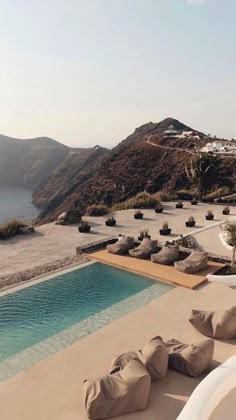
0, 262, 163, 362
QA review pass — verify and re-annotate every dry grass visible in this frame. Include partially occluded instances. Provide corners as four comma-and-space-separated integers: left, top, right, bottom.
112, 192, 158, 210
85, 204, 109, 216
0, 219, 28, 240
152, 191, 175, 202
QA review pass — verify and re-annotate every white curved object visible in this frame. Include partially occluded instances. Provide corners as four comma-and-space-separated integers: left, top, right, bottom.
219, 232, 233, 251
177, 356, 236, 420
207, 273, 236, 286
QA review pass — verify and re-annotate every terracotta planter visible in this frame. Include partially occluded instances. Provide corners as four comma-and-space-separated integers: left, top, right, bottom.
191, 201, 198, 205
222, 210, 230, 215
206, 215, 214, 220
134, 213, 143, 219
155, 208, 163, 213
105, 220, 116, 226
185, 221, 196, 228
79, 225, 91, 233
176, 204, 183, 209
159, 228, 171, 236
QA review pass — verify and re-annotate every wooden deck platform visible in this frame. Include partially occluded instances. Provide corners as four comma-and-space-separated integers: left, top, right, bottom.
87, 250, 223, 289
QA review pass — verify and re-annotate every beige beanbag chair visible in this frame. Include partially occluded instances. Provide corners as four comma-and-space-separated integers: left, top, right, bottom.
110, 336, 168, 381
107, 236, 134, 255
83, 358, 151, 419
151, 244, 179, 265
129, 238, 158, 259
189, 306, 236, 339
174, 250, 208, 274
165, 338, 214, 377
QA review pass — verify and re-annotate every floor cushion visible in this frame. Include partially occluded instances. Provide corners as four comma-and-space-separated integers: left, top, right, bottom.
107, 236, 134, 255
174, 251, 208, 274
110, 336, 168, 381
189, 306, 236, 339
129, 238, 158, 259
151, 244, 179, 265
165, 338, 214, 377
83, 358, 151, 419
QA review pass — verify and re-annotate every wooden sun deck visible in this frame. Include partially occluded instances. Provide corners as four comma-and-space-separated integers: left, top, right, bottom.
87, 250, 223, 289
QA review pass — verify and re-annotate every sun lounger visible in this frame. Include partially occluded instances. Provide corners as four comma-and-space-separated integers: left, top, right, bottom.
83, 358, 151, 419
165, 338, 214, 377
107, 236, 134, 255
174, 250, 208, 274
129, 238, 158, 259
189, 306, 236, 339
151, 244, 179, 265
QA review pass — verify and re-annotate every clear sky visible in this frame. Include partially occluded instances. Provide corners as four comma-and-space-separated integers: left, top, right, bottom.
0, 0, 235, 147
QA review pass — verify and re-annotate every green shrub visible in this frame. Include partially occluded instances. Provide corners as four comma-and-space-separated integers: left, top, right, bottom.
86, 204, 109, 216
0, 219, 28, 240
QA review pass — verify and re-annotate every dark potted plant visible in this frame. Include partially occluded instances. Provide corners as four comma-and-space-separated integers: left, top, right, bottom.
78, 220, 91, 233
185, 216, 196, 228
191, 198, 198, 205
155, 204, 163, 213
138, 228, 151, 241
134, 210, 144, 219
206, 210, 214, 220
159, 222, 171, 236
222, 206, 230, 216
105, 216, 116, 226
176, 201, 183, 209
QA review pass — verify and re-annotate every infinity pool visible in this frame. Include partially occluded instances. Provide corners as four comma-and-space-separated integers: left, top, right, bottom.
0, 262, 173, 379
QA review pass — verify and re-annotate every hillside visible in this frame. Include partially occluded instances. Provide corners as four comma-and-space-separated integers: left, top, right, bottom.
32, 117, 236, 224
32, 146, 109, 218
0, 134, 86, 188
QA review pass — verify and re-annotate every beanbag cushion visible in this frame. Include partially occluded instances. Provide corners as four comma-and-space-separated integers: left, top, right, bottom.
165, 338, 214, 377
107, 236, 134, 255
189, 306, 236, 339
129, 238, 158, 259
151, 244, 179, 265
83, 358, 151, 419
110, 336, 168, 381
174, 250, 208, 274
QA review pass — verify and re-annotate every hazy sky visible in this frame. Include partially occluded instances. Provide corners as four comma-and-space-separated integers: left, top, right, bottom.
0, 0, 235, 147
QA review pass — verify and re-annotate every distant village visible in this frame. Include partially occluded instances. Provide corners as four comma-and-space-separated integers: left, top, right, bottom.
164, 124, 236, 155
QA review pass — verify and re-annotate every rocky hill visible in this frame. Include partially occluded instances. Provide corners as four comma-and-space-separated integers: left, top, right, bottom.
32, 145, 109, 215
33, 117, 236, 224
0, 134, 87, 188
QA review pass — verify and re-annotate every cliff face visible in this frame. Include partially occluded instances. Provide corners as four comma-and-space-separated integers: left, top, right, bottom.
0, 135, 73, 188
32, 146, 109, 222
32, 117, 236, 224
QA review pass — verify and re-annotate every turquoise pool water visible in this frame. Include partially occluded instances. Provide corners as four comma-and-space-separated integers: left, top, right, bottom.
0, 262, 161, 362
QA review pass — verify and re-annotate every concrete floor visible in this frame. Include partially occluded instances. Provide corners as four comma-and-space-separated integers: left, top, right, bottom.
0, 202, 234, 277
0, 281, 236, 420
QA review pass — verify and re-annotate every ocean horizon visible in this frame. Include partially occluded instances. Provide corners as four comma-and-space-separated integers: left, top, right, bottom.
0, 187, 39, 224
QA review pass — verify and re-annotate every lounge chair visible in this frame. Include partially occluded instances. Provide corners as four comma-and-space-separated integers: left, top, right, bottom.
107, 236, 134, 255
189, 306, 236, 339
83, 358, 151, 419
129, 238, 158, 259
174, 250, 208, 274
151, 244, 179, 265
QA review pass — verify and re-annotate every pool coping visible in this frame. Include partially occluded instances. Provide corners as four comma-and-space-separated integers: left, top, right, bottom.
0, 260, 95, 297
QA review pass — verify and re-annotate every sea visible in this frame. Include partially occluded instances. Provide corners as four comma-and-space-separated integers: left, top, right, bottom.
0, 187, 39, 225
